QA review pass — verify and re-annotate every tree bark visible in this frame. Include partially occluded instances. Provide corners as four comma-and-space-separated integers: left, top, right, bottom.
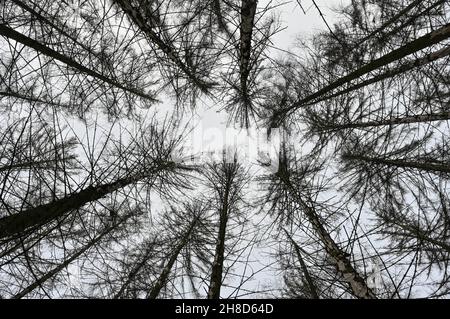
0, 158, 76, 173
211, 0, 233, 38
0, 164, 171, 239
352, 0, 430, 49
10, 0, 111, 70
239, 0, 258, 100
311, 46, 450, 106
1, 90, 64, 107
207, 174, 232, 299
344, 154, 450, 174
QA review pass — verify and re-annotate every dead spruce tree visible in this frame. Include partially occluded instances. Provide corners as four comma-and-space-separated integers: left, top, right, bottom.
101, 201, 212, 299
110, 0, 219, 107
146, 201, 213, 299
0, 109, 81, 258
257, 1, 449, 297
259, 144, 376, 299
202, 154, 251, 299
0, 116, 196, 299
337, 131, 450, 297
212, 0, 280, 127
10, 206, 139, 299
1, 0, 162, 118
266, 0, 450, 128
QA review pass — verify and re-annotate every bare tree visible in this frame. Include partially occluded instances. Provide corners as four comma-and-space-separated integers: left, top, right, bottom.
203, 154, 250, 299
259, 145, 376, 299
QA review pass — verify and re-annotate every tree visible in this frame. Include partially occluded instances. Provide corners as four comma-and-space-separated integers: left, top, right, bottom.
203, 154, 250, 299
0, 118, 192, 241
259, 144, 376, 298
1, 0, 450, 299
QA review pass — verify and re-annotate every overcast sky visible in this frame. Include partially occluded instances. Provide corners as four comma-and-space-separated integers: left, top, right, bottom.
265, 0, 350, 51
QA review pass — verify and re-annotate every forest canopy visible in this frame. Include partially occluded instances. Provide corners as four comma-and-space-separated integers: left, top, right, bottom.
0, 0, 449, 299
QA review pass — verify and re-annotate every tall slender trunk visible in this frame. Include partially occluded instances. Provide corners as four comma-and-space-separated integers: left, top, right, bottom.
10, 0, 90, 52
239, 0, 258, 99
0, 178, 127, 239
344, 154, 450, 174
0, 164, 169, 239
9, 0, 113, 72
279, 174, 376, 299
0, 25, 157, 102
284, 229, 319, 299
311, 46, 450, 106
207, 180, 231, 299
147, 217, 199, 299
0, 157, 76, 173
12, 216, 129, 299
114, 244, 155, 299
113, 0, 212, 93
274, 23, 450, 122
317, 111, 450, 132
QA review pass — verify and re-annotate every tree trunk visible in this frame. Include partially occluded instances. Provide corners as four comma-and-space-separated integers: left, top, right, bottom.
344, 154, 450, 174
147, 217, 199, 299
239, 0, 258, 99
284, 229, 319, 299
0, 164, 168, 239
211, 0, 233, 38
113, 0, 213, 93
317, 111, 450, 132
0, 25, 157, 103
0, 158, 76, 173
352, 0, 431, 49
279, 174, 376, 299
10, 0, 112, 72
207, 178, 231, 299
274, 23, 450, 122
311, 46, 450, 106
371, 0, 447, 49
0, 90, 65, 107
